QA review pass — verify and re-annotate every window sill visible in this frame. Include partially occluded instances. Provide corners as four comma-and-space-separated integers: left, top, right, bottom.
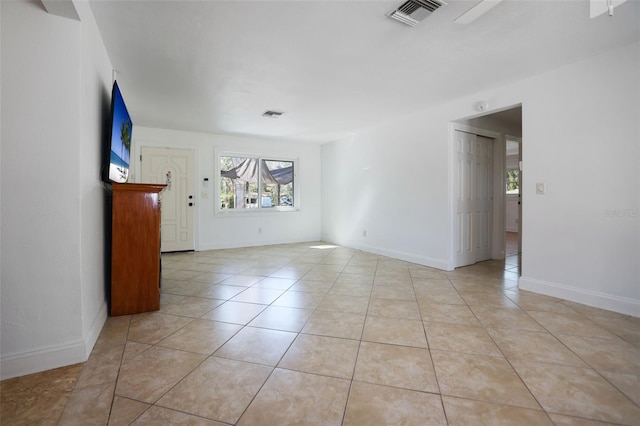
215, 207, 299, 217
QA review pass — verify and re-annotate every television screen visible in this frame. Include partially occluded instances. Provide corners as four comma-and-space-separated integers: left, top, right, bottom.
106, 81, 132, 183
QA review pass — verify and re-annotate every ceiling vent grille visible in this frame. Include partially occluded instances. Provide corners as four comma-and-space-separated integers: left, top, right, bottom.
387, 0, 446, 27
262, 110, 284, 118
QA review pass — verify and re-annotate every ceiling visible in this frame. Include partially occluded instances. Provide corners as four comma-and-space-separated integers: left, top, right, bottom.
88, 0, 639, 143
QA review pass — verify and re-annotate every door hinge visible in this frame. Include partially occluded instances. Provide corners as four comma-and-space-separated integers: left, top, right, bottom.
140, 154, 143, 161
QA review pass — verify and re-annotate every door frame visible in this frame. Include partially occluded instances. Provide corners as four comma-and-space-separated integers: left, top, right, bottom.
447, 123, 504, 270
131, 140, 200, 251
505, 135, 523, 275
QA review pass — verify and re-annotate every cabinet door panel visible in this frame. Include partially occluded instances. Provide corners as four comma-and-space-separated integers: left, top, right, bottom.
110, 183, 165, 316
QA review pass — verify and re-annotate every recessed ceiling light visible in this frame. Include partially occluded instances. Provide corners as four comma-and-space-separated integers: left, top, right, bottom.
262, 110, 284, 118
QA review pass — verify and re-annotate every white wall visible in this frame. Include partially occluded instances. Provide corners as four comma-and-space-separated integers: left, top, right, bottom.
518, 41, 639, 316
131, 127, 322, 250
322, 41, 639, 316
77, 0, 113, 355
1, 0, 112, 379
322, 118, 451, 269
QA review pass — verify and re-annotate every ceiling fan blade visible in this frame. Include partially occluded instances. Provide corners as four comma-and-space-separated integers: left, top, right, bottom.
454, 0, 505, 24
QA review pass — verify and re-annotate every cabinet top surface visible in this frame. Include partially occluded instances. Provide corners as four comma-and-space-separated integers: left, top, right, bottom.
110, 183, 166, 193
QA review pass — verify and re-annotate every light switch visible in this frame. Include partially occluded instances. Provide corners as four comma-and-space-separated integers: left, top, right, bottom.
536, 182, 546, 195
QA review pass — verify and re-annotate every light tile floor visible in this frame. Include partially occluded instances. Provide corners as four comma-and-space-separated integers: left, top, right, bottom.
1, 241, 639, 425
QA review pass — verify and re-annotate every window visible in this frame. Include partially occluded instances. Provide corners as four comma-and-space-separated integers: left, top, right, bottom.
506, 168, 520, 194
219, 155, 295, 211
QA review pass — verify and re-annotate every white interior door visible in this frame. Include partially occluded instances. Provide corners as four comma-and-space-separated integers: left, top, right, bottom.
453, 130, 493, 268
140, 147, 195, 252
454, 131, 475, 267
474, 135, 493, 262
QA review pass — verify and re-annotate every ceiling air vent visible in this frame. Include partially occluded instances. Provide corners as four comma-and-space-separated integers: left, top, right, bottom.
387, 0, 446, 27
262, 110, 284, 118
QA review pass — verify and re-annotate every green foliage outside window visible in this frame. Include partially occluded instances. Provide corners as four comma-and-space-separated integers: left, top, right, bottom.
506, 169, 519, 194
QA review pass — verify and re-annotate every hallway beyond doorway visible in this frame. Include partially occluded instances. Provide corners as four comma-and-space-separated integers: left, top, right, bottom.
505, 231, 519, 275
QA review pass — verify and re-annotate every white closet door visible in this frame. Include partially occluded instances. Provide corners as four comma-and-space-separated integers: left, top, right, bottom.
453, 131, 493, 268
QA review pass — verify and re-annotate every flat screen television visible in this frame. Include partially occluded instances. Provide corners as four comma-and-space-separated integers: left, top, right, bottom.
103, 81, 132, 183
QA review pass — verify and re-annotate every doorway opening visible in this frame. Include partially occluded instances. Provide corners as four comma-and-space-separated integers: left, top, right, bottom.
449, 105, 523, 277
505, 137, 522, 275
505, 231, 519, 272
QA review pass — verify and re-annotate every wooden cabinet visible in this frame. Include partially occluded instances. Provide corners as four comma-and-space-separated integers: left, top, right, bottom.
110, 183, 165, 316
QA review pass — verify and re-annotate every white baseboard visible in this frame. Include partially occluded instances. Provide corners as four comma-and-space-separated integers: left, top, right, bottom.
0, 302, 108, 380
197, 236, 321, 252
322, 236, 448, 271
84, 302, 108, 358
519, 276, 640, 317
357, 243, 448, 270
1, 341, 87, 381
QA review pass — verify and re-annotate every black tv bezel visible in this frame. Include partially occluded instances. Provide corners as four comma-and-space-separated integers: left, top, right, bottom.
102, 80, 132, 184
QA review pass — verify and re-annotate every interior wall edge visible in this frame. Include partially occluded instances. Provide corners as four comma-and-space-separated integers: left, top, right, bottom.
83, 301, 108, 358
323, 236, 450, 271
519, 276, 640, 317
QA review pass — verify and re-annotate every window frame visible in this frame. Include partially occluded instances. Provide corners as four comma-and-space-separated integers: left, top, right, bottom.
215, 151, 299, 215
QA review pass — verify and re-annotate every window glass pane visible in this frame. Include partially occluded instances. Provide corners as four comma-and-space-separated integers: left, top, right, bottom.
220, 156, 260, 209
506, 169, 519, 194
246, 181, 259, 208
220, 156, 237, 209
262, 160, 294, 208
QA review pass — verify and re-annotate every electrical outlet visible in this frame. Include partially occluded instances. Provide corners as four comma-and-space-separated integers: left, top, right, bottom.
258, 227, 262, 234
362, 230, 367, 237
